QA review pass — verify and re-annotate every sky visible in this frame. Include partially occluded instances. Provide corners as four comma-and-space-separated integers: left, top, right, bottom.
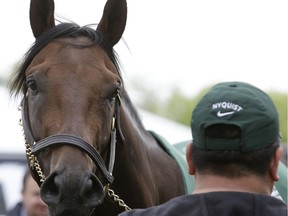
0, 0, 287, 98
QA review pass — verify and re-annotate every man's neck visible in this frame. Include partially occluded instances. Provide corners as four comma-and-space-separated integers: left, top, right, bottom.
192, 174, 273, 195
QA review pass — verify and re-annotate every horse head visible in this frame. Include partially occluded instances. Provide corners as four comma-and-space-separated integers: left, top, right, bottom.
9, 0, 188, 215
11, 0, 127, 215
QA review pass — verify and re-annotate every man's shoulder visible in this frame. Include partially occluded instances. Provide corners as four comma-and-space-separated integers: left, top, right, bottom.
195, 192, 287, 216
118, 192, 287, 216
118, 195, 195, 216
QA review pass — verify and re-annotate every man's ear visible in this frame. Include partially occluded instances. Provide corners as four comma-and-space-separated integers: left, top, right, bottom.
186, 142, 196, 175
269, 146, 283, 181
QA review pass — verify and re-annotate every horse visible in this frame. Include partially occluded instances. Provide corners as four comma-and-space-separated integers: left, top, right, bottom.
8, 0, 188, 215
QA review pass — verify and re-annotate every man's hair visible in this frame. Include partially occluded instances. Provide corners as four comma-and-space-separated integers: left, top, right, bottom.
192, 124, 280, 178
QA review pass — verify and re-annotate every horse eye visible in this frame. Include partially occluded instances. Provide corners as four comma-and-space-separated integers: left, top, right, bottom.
109, 90, 118, 101
109, 83, 121, 101
26, 77, 38, 93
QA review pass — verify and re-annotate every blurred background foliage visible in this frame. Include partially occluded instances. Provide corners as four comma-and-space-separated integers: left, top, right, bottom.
133, 82, 287, 144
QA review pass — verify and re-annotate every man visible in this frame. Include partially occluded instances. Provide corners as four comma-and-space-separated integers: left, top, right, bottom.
119, 81, 287, 215
7, 170, 48, 216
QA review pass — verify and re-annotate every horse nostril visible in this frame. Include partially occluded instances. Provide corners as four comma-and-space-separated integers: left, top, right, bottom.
80, 176, 93, 197
80, 173, 105, 207
40, 172, 61, 206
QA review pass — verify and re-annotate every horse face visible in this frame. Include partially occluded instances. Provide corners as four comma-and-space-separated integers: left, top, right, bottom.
23, 0, 127, 215
26, 36, 120, 215
26, 36, 121, 146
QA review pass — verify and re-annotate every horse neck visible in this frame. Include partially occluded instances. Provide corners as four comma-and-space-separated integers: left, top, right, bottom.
113, 98, 163, 195
108, 98, 186, 210
118, 100, 160, 153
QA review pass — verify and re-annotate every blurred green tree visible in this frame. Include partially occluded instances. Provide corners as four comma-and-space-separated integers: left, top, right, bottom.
137, 84, 287, 144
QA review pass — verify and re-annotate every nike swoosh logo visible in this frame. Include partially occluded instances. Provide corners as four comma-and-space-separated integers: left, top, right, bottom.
217, 111, 235, 117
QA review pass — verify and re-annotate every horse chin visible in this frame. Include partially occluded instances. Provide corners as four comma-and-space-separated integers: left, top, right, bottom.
48, 205, 94, 216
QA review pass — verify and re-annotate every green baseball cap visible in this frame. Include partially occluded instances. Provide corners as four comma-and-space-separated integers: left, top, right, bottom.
191, 81, 279, 152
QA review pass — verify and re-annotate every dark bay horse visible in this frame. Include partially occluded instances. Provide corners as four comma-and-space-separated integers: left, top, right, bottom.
9, 0, 186, 215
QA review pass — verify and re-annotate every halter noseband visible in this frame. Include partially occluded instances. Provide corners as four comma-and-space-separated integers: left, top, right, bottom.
20, 93, 123, 187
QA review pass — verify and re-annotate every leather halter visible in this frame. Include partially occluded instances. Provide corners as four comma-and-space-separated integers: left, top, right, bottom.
20, 93, 123, 187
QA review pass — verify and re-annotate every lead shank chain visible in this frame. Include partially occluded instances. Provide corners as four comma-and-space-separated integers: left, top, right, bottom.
107, 188, 131, 211
19, 116, 46, 183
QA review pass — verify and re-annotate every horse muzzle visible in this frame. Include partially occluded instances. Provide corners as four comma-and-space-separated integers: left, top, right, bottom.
40, 169, 105, 215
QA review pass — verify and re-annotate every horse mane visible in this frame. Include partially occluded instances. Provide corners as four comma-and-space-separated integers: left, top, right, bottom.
8, 22, 122, 97
8, 21, 145, 130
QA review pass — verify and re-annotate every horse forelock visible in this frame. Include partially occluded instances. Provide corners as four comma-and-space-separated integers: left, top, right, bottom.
8, 21, 145, 130
8, 22, 122, 98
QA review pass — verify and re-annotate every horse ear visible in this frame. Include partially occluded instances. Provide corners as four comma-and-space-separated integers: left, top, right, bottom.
97, 0, 127, 46
30, 0, 55, 38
